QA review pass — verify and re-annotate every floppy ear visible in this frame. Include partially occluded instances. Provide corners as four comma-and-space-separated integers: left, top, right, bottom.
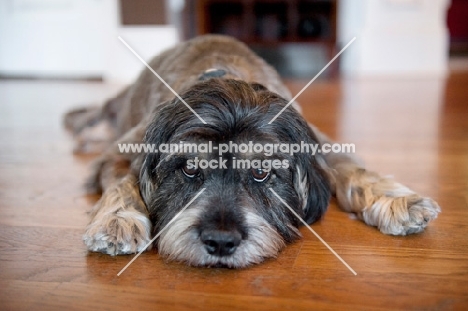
138, 100, 177, 204
139, 157, 157, 206
294, 153, 331, 225
263, 93, 331, 225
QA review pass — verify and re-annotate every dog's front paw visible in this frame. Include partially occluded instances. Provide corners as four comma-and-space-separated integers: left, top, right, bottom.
83, 209, 152, 255
403, 196, 440, 234
360, 180, 441, 235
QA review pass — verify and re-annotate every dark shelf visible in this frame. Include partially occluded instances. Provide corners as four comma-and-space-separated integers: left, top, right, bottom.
183, 0, 337, 46
181, 0, 338, 77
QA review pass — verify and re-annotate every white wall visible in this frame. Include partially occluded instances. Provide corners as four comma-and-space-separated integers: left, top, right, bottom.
106, 27, 178, 83
0, 0, 111, 78
1, 0, 451, 80
0, 0, 179, 83
338, 0, 450, 77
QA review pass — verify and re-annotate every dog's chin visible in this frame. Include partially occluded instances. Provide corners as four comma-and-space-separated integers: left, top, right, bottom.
156, 209, 290, 268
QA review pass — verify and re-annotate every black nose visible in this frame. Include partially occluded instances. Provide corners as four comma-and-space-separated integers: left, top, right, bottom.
201, 229, 241, 257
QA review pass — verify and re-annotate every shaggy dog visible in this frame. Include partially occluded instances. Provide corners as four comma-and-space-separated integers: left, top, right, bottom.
64, 35, 440, 268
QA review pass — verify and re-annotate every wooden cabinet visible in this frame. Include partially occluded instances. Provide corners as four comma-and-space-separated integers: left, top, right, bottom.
181, 0, 337, 77
183, 0, 336, 45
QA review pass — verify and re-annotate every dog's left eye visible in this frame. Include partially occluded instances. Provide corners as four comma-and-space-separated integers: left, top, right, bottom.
182, 164, 200, 178
251, 168, 270, 182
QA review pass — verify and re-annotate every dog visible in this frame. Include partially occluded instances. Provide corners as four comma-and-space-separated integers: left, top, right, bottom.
64, 35, 440, 268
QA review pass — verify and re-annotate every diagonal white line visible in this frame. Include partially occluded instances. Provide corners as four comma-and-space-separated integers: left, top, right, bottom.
268, 37, 357, 124
117, 188, 206, 276
118, 36, 207, 124
269, 188, 357, 275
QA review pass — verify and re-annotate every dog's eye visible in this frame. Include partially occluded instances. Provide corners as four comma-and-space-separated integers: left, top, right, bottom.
182, 164, 200, 178
251, 168, 270, 182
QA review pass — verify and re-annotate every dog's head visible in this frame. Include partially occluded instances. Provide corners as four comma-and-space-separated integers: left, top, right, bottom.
140, 79, 330, 268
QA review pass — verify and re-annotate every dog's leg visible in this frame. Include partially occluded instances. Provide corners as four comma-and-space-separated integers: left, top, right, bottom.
83, 124, 152, 255
311, 125, 441, 235
64, 87, 130, 154
83, 174, 152, 255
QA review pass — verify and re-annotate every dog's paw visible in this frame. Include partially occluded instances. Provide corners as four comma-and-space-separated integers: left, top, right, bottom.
359, 179, 441, 236
73, 121, 114, 155
83, 209, 152, 255
403, 196, 440, 235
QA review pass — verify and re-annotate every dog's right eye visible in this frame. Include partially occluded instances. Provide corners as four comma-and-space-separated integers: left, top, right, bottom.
251, 168, 270, 182
182, 164, 200, 178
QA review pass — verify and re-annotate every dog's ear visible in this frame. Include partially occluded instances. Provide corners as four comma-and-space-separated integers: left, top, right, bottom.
139, 156, 157, 205
138, 100, 177, 202
293, 154, 331, 225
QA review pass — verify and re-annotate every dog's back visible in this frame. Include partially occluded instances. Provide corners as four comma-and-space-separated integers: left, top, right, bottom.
65, 35, 293, 152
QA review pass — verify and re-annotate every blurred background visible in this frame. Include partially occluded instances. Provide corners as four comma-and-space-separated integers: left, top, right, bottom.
0, 0, 466, 83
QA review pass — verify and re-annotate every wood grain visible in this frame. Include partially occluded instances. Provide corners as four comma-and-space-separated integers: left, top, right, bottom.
0, 73, 467, 310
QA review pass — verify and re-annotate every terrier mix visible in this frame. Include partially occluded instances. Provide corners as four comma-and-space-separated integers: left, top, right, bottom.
65, 35, 440, 268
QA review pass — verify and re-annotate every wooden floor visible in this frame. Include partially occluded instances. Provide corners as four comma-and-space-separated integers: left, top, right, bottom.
0, 71, 467, 310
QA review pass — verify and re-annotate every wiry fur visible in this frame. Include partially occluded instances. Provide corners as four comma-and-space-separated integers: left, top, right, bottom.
65, 35, 441, 268
158, 209, 286, 268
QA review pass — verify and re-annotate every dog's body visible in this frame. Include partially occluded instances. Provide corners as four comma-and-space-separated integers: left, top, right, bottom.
65, 35, 440, 268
